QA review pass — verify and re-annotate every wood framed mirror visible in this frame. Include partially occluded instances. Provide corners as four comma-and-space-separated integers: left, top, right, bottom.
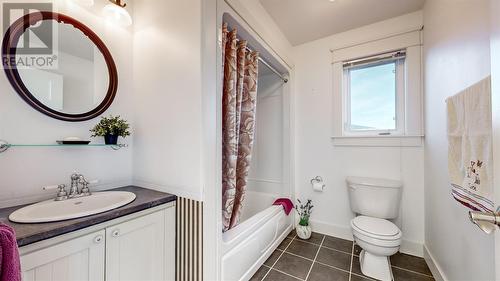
1, 12, 118, 122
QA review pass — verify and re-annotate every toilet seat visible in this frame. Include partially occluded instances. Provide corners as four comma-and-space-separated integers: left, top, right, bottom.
351, 216, 402, 247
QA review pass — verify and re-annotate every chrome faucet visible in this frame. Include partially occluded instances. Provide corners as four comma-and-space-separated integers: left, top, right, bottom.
79, 175, 92, 196
42, 184, 68, 201
69, 172, 81, 198
43, 172, 97, 201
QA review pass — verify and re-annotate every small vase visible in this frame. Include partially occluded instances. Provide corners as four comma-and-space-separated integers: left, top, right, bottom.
296, 224, 312, 240
104, 134, 119, 145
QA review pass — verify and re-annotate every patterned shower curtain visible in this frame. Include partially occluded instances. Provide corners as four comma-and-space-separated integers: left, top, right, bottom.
221, 23, 259, 232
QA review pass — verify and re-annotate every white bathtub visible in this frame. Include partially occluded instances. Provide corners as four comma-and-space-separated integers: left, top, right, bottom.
221, 191, 293, 281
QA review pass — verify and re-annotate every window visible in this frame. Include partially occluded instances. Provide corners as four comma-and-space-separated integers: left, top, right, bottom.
343, 51, 405, 136
331, 31, 423, 146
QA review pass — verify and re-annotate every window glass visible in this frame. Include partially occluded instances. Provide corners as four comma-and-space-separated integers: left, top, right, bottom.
348, 61, 397, 131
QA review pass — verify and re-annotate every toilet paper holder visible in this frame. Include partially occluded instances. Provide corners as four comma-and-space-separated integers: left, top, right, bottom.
310, 176, 326, 191
310, 176, 324, 185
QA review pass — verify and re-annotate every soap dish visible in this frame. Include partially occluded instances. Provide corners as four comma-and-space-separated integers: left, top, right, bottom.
56, 140, 91, 145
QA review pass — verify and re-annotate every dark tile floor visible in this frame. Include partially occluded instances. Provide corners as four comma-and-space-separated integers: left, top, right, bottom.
251, 231, 435, 281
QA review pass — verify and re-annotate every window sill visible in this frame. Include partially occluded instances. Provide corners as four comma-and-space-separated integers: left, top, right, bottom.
331, 135, 424, 147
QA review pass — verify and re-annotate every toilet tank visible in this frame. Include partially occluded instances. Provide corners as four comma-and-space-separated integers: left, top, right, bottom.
346, 176, 403, 219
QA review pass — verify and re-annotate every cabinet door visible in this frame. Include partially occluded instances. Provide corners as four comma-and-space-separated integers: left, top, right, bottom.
20, 230, 105, 281
106, 210, 167, 281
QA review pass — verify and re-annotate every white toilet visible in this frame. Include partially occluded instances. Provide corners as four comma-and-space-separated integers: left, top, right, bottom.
346, 176, 403, 281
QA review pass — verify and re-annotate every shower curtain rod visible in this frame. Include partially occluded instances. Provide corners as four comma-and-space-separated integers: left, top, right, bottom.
246, 47, 288, 83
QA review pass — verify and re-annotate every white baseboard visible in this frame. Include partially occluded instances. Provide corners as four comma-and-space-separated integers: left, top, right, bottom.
399, 239, 423, 257
423, 245, 448, 281
310, 219, 354, 241
311, 219, 424, 257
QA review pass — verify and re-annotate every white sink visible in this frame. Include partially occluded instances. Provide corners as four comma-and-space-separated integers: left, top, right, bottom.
9, 191, 136, 223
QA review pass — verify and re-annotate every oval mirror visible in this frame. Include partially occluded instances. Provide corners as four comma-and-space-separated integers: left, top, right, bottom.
1, 12, 118, 122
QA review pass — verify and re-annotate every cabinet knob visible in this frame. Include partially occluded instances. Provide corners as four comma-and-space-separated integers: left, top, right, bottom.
112, 229, 120, 237
94, 235, 103, 244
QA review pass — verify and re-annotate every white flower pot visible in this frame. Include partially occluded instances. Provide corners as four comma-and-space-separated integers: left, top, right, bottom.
296, 224, 312, 240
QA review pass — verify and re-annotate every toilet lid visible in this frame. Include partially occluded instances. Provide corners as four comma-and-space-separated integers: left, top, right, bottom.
352, 216, 400, 237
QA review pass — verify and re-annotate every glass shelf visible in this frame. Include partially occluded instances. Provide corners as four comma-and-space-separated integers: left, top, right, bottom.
8, 144, 127, 147
0, 140, 127, 153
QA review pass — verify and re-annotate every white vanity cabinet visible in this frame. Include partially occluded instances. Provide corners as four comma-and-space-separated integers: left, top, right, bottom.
19, 203, 175, 281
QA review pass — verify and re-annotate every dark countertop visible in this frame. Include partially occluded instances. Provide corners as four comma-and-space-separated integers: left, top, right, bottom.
0, 186, 176, 247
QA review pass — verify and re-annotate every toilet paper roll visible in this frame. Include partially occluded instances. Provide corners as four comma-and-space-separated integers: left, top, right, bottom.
312, 182, 324, 192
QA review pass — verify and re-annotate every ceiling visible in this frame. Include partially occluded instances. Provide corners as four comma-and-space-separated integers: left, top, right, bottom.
259, 0, 425, 46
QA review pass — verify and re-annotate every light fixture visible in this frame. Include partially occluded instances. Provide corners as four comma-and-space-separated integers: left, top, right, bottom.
102, 0, 132, 27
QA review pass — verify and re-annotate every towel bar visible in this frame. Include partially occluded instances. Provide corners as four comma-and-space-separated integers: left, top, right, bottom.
469, 209, 500, 234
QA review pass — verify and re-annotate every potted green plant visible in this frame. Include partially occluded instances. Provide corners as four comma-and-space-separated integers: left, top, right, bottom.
295, 199, 313, 239
90, 115, 130, 145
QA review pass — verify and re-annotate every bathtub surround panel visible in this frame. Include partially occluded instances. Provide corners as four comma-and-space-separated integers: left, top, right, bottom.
238, 191, 281, 222
248, 73, 285, 196
423, 0, 494, 280
293, 11, 425, 257
176, 197, 203, 281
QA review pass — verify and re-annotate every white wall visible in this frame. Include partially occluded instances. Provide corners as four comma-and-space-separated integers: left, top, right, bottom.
0, 1, 134, 208
292, 11, 425, 256
0, 0, 206, 204
132, 0, 204, 200
423, 0, 494, 280
490, 0, 500, 277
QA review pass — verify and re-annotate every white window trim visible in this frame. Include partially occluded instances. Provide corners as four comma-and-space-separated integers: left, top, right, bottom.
331, 135, 424, 147
331, 30, 424, 147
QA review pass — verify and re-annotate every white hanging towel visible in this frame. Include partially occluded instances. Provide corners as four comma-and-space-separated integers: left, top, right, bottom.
446, 76, 494, 213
